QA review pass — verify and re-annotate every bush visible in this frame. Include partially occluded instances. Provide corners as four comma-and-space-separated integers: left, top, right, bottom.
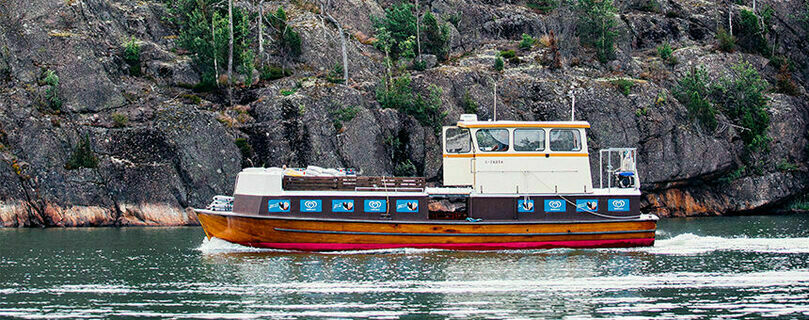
776, 65, 800, 96
111, 113, 128, 128
376, 73, 445, 134
372, 3, 417, 58
777, 160, 799, 172
394, 159, 417, 177
330, 105, 359, 131
65, 135, 98, 170
422, 11, 451, 61
576, 0, 618, 63
737, 8, 773, 56
525, 0, 559, 13
272, 7, 303, 59
657, 43, 677, 65
326, 63, 345, 84
673, 67, 718, 130
234, 138, 254, 168
260, 65, 292, 81
718, 165, 746, 184
461, 90, 478, 114
519, 33, 536, 50
612, 79, 633, 96
123, 36, 141, 76
639, 0, 661, 13
713, 61, 771, 152
494, 56, 505, 71
716, 27, 736, 52
499, 50, 516, 59
41, 69, 62, 112
280, 88, 297, 96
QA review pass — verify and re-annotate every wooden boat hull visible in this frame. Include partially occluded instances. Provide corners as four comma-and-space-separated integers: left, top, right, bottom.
196, 211, 656, 251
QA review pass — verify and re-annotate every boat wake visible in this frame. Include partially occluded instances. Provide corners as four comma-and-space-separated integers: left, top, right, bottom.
630, 233, 809, 255
196, 237, 287, 254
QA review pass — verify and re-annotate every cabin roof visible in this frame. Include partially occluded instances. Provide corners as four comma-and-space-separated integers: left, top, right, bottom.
456, 120, 591, 129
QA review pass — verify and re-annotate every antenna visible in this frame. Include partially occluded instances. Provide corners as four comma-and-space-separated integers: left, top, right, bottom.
493, 81, 497, 121
569, 88, 576, 121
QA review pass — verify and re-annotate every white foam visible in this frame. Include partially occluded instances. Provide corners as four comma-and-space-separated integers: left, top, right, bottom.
632, 233, 809, 255
195, 237, 289, 254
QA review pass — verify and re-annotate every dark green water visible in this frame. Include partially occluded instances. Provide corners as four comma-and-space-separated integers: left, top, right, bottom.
1, 215, 808, 319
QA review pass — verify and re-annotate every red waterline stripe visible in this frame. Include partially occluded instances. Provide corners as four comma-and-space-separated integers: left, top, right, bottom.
238, 238, 655, 251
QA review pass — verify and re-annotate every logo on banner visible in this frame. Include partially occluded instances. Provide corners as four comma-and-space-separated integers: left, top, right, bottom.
576, 199, 598, 212
608, 199, 629, 212
518, 199, 535, 213
544, 199, 566, 213
300, 199, 322, 212
332, 199, 354, 212
364, 200, 387, 213
396, 200, 419, 213
267, 199, 291, 213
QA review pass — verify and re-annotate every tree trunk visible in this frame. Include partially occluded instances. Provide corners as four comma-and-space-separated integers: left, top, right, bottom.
212, 15, 219, 87
325, 11, 348, 83
415, 0, 421, 62
728, 3, 733, 36
258, 0, 264, 56
228, 0, 234, 106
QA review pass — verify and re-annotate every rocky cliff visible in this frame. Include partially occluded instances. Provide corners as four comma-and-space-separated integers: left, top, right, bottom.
1, 0, 807, 227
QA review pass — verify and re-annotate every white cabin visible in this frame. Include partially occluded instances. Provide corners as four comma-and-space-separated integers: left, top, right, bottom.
442, 114, 597, 194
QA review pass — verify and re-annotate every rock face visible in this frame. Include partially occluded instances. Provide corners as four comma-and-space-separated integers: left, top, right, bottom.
0, 0, 807, 226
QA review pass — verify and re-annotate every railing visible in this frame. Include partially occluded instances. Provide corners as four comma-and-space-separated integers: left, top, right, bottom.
599, 148, 640, 190
282, 176, 426, 191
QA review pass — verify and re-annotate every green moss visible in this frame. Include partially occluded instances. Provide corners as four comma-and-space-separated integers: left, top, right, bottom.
111, 113, 128, 128
494, 56, 505, 71
123, 36, 141, 76
519, 33, 536, 50
717, 27, 736, 53
260, 65, 292, 81
611, 79, 634, 96
65, 135, 98, 170
499, 50, 516, 59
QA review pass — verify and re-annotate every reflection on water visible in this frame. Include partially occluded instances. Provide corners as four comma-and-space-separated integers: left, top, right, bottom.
1, 215, 808, 318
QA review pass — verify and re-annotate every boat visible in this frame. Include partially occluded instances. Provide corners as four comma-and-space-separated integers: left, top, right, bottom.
195, 114, 658, 251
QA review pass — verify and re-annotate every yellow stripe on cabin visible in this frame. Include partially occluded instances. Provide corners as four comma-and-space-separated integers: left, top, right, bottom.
456, 123, 591, 129
443, 153, 588, 158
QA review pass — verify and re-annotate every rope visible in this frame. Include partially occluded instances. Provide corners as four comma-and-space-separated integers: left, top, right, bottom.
527, 171, 642, 220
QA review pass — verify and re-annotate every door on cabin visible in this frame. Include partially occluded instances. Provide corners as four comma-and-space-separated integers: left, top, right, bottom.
442, 126, 474, 186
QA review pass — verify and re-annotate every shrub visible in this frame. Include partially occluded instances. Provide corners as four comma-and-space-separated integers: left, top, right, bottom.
737, 8, 773, 56
576, 0, 618, 63
494, 56, 505, 71
716, 27, 736, 52
41, 69, 62, 112
234, 138, 254, 168
776, 160, 799, 172
280, 88, 297, 96
499, 50, 517, 59
718, 165, 746, 184
65, 135, 98, 170
526, 0, 559, 13
775, 65, 800, 96
111, 113, 128, 128
326, 63, 345, 84
394, 159, 417, 177
612, 79, 633, 96
422, 11, 451, 61
519, 33, 536, 50
639, 0, 661, 13
713, 61, 771, 152
376, 73, 445, 134
372, 3, 417, 58
260, 65, 292, 81
272, 7, 302, 59
123, 36, 141, 76
330, 105, 359, 131
461, 90, 478, 114
673, 67, 718, 130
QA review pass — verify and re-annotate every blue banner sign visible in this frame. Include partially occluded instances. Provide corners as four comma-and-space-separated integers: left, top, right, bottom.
576, 199, 598, 212
517, 199, 535, 213
544, 199, 566, 213
608, 199, 630, 212
396, 200, 419, 213
364, 199, 387, 213
300, 199, 322, 213
267, 199, 291, 213
332, 199, 354, 213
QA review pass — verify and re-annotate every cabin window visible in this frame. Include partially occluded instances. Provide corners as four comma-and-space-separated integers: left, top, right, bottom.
445, 128, 471, 153
549, 129, 582, 151
514, 129, 545, 151
475, 129, 510, 152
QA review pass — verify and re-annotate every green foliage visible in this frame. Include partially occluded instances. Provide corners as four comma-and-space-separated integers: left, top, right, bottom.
65, 135, 98, 170
776, 65, 800, 96
41, 69, 62, 112
234, 138, 254, 168
376, 73, 445, 134
612, 79, 633, 96
737, 8, 773, 56
716, 27, 736, 53
461, 90, 478, 114
718, 165, 746, 184
330, 105, 359, 131
494, 56, 505, 71
270, 7, 302, 61
576, 0, 618, 63
525, 0, 559, 13
776, 160, 799, 172
111, 113, 128, 128
412, 59, 427, 71
280, 88, 297, 96
123, 36, 141, 76
673, 67, 718, 130
788, 193, 809, 211
372, 3, 417, 58
444, 12, 462, 28
394, 159, 417, 177
635, 106, 648, 117
519, 33, 536, 50
499, 50, 517, 59
260, 65, 292, 81
327, 63, 345, 84
422, 11, 452, 61
638, 0, 661, 13
713, 61, 771, 152
657, 43, 677, 65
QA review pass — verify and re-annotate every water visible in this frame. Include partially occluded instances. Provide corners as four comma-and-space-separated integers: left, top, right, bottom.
1, 215, 808, 319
